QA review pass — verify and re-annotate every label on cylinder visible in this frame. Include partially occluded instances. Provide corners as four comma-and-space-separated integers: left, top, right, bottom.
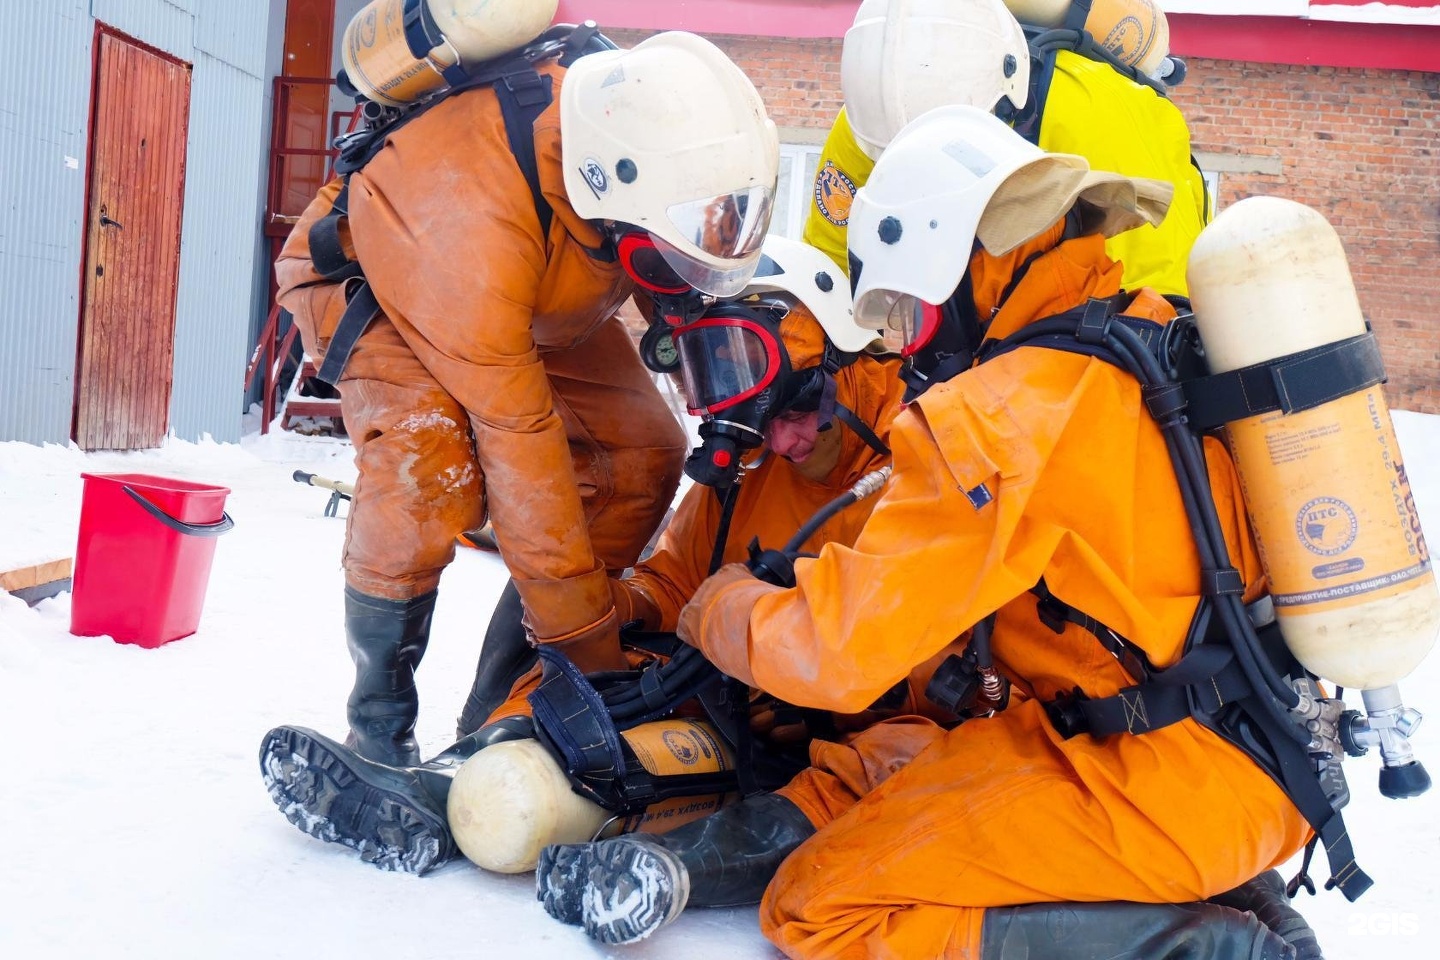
344, 0, 452, 106
1231, 386, 1432, 613
616, 719, 736, 835
622, 718, 734, 777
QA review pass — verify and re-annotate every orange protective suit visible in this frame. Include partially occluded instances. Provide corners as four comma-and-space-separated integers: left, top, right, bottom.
681, 229, 1312, 959
275, 63, 687, 668
485, 343, 961, 729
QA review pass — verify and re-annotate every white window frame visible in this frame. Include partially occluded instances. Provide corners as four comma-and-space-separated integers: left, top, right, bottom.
770, 142, 825, 239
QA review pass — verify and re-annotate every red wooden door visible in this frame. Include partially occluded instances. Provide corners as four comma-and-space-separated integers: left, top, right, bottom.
75, 30, 191, 451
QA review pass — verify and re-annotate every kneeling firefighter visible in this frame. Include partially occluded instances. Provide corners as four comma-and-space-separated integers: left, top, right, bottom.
536, 107, 1349, 957
260, 235, 961, 877
805, 0, 1206, 306
271, 7, 780, 769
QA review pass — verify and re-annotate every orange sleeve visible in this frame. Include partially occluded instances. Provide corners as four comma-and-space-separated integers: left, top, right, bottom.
274, 177, 352, 363
623, 483, 726, 632
695, 394, 1044, 714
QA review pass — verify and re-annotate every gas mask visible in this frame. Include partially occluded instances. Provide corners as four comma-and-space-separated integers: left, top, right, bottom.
670, 297, 834, 488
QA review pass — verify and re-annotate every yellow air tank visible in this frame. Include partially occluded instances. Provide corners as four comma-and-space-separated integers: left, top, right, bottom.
1187, 196, 1440, 691
340, 0, 559, 107
448, 718, 736, 874
1005, 0, 1170, 76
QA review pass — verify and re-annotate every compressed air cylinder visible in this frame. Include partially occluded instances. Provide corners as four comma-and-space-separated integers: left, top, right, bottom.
340, 0, 559, 107
448, 737, 610, 874
1187, 196, 1440, 690
1004, 0, 1170, 76
448, 719, 736, 874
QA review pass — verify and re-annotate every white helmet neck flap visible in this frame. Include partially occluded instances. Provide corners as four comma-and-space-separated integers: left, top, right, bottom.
847, 104, 1171, 335
560, 32, 780, 297
741, 235, 879, 355
842, 0, 1031, 161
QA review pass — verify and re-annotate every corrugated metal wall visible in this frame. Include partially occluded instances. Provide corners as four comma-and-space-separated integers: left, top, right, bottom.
0, 0, 284, 445
0, 2, 94, 444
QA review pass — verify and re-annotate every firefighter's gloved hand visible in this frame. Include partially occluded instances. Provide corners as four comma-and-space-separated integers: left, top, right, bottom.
536, 609, 629, 675
677, 563, 757, 650
676, 563, 784, 689
749, 690, 812, 745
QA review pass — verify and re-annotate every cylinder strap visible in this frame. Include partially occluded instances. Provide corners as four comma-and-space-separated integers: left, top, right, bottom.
1181, 332, 1386, 431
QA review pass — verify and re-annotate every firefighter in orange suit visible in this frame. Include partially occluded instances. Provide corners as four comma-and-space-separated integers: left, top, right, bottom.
537, 106, 1323, 958
272, 32, 780, 767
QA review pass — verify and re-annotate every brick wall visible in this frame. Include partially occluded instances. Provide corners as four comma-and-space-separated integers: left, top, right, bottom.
1172, 61, 1440, 414
608, 30, 1440, 412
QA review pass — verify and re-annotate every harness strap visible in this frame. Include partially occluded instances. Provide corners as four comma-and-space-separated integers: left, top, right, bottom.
308, 182, 363, 281
987, 296, 1373, 899
314, 281, 382, 387
833, 401, 890, 457
494, 68, 555, 238
311, 57, 557, 386
1181, 332, 1386, 431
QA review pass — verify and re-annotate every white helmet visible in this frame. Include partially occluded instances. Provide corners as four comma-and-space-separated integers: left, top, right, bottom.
560, 32, 780, 297
847, 104, 1170, 334
742, 236, 879, 354
842, 0, 1030, 161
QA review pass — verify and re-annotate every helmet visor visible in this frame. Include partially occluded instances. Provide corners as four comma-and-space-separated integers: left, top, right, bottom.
891, 294, 943, 359
674, 318, 781, 414
661, 184, 776, 296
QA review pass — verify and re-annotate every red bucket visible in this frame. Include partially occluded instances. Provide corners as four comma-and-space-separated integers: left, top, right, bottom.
70, 473, 234, 647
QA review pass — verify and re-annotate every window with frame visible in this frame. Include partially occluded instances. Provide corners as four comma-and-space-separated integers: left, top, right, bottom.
769, 142, 825, 239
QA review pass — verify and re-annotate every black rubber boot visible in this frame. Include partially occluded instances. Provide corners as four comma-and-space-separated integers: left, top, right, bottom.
536, 793, 816, 945
344, 586, 436, 766
980, 900, 1297, 959
456, 579, 537, 738
259, 717, 535, 875
1210, 870, 1325, 959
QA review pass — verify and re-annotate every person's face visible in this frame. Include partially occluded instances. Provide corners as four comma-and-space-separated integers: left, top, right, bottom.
765, 409, 843, 482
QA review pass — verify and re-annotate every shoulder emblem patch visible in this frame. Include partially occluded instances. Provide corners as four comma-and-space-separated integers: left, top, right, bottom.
813, 160, 857, 227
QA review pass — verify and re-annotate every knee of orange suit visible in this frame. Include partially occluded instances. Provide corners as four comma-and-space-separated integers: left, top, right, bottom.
342, 383, 486, 598
588, 437, 687, 571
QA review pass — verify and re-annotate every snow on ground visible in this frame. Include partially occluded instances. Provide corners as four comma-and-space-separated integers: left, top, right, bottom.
2, 411, 1439, 959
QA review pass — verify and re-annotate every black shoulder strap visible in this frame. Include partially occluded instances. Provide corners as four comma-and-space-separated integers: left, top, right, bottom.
493, 67, 555, 238
308, 48, 561, 386
307, 182, 363, 281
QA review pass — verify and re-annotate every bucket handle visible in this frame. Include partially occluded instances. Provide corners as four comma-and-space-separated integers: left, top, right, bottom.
123, 485, 235, 538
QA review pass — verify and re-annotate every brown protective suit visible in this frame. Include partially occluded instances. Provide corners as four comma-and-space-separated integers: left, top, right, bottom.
275, 63, 687, 668
681, 229, 1312, 959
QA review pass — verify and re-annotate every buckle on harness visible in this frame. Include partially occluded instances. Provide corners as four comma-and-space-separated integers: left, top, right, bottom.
1044, 687, 1091, 740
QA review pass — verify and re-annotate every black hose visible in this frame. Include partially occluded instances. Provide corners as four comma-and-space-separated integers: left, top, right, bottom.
1106, 323, 1304, 725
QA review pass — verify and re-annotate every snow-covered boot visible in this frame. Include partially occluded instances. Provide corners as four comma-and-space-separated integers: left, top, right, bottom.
1210, 870, 1325, 959
536, 793, 815, 945
980, 900, 1297, 959
343, 586, 434, 766
259, 717, 534, 875
456, 578, 536, 738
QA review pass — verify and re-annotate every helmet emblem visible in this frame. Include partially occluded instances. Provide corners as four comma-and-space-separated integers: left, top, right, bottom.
580, 157, 610, 199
